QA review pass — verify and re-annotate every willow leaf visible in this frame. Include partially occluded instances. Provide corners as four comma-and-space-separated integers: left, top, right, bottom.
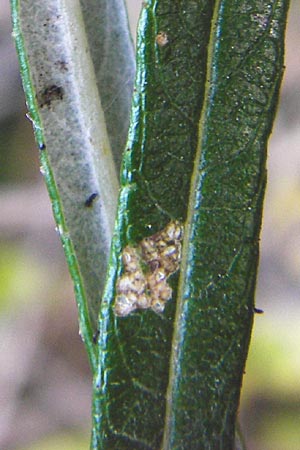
11, 0, 135, 364
92, 0, 289, 448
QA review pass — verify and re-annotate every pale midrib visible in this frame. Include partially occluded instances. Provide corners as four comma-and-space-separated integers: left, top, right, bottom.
162, 0, 223, 447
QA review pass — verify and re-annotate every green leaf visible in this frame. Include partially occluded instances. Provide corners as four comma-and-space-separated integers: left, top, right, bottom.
92, 0, 289, 448
11, 0, 135, 369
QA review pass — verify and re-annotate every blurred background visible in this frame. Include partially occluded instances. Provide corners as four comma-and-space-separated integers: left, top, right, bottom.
0, 0, 299, 449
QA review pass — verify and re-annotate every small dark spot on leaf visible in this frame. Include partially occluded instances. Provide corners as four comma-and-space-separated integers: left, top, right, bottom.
38, 143, 46, 150
39, 85, 64, 108
93, 329, 100, 344
55, 60, 68, 72
85, 192, 99, 207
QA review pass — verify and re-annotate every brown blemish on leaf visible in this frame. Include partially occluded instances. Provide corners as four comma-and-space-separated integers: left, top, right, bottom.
39, 84, 64, 108
155, 31, 169, 47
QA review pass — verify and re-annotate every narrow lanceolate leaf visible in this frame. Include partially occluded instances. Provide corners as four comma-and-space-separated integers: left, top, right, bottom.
11, 0, 135, 358
92, 1, 289, 449
79, 0, 135, 172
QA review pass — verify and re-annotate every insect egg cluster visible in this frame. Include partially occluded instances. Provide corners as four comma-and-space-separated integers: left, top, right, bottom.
114, 220, 183, 317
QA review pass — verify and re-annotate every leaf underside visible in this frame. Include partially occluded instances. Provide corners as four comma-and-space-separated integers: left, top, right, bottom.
11, 0, 135, 370
92, 0, 289, 449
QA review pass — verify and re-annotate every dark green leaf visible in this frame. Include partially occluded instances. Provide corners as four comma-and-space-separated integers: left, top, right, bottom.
92, 0, 289, 448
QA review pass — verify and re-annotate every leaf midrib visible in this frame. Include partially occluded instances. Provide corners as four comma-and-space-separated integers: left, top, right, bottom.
163, 0, 223, 446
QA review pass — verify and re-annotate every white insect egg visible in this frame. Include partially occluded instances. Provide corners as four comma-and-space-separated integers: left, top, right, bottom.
114, 294, 137, 317
141, 238, 158, 261
116, 274, 132, 292
151, 299, 165, 313
155, 278, 172, 300
160, 284, 173, 301
165, 221, 176, 239
165, 220, 183, 241
156, 239, 168, 251
126, 291, 139, 303
155, 269, 166, 282
132, 273, 147, 294
117, 272, 146, 295
136, 294, 151, 309
161, 245, 177, 257
147, 270, 166, 288
122, 246, 140, 272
